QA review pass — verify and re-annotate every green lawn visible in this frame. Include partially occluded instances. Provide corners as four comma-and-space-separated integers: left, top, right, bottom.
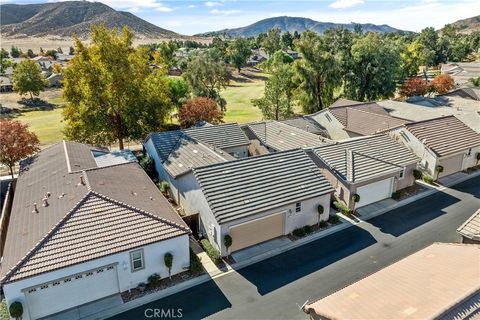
17, 108, 65, 145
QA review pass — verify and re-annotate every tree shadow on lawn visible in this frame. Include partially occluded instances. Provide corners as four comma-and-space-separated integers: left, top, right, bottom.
369, 189, 461, 238
107, 280, 232, 320
235, 225, 377, 296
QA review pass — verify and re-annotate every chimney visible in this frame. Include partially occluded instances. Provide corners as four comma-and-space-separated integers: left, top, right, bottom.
32, 203, 38, 213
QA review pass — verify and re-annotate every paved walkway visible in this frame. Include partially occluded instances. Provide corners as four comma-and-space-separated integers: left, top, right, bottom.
189, 237, 221, 275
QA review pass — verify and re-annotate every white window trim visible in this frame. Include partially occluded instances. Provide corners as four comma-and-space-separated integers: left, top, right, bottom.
130, 248, 145, 272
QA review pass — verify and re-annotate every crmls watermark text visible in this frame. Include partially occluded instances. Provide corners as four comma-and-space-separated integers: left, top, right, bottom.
144, 308, 183, 318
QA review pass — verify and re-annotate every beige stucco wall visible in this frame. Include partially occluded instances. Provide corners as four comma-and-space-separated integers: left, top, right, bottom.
310, 111, 351, 141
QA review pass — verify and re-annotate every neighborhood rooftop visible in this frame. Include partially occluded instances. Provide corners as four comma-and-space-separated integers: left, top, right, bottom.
183, 123, 250, 150
245, 121, 329, 151
312, 135, 419, 183
147, 131, 235, 178
304, 243, 480, 320
279, 117, 329, 137
457, 209, 480, 242
404, 115, 480, 157
0, 142, 189, 284
193, 149, 333, 224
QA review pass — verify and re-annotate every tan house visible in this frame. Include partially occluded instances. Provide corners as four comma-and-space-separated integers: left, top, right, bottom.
390, 115, 480, 179
457, 209, 480, 244
304, 243, 480, 320
308, 135, 418, 209
309, 99, 410, 141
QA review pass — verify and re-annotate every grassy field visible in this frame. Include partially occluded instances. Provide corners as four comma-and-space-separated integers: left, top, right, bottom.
17, 107, 65, 145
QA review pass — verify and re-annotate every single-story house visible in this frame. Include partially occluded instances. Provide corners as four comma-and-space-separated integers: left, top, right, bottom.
441, 62, 480, 85
304, 242, 480, 320
457, 209, 480, 244
441, 87, 480, 101
0, 141, 190, 320
242, 120, 329, 153
144, 130, 235, 214
192, 149, 334, 256
309, 99, 410, 141
47, 73, 63, 87
308, 135, 419, 209
389, 115, 480, 178
279, 116, 330, 137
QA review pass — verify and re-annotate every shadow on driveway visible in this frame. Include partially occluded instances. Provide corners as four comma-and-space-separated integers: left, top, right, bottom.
235, 225, 377, 296
107, 280, 231, 320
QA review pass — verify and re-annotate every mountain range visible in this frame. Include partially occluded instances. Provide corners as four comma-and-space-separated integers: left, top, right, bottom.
0, 1, 182, 39
448, 15, 480, 34
195, 16, 405, 37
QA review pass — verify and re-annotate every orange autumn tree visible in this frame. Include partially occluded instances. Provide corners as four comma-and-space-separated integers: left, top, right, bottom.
0, 119, 40, 178
399, 77, 432, 97
432, 74, 454, 94
178, 97, 224, 128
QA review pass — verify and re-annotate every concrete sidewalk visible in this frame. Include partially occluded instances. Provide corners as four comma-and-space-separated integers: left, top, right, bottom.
84, 170, 480, 320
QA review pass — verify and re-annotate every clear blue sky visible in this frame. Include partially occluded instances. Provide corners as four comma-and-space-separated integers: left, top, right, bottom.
6, 0, 479, 35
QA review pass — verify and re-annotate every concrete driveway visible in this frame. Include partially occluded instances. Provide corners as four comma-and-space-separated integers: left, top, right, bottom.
109, 176, 480, 320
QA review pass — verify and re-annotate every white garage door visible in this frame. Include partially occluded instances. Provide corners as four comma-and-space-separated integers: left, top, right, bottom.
356, 178, 393, 208
25, 264, 120, 319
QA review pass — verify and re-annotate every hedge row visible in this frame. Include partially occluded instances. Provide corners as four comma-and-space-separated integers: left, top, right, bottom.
200, 239, 222, 264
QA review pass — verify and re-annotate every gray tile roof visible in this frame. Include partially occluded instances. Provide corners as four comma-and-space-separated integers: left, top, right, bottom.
457, 209, 480, 241
0, 142, 188, 284
184, 123, 250, 150
404, 115, 480, 157
245, 121, 328, 151
147, 132, 234, 178
280, 117, 329, 137
193, 149, 333, 224
312, 135, 419, 183
343, 108, 409, 135
329, 101, 390, 126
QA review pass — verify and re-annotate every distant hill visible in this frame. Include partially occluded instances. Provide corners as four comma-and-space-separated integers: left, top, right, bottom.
0, 1, 183, 39
447, 15, 480, 34
196, 16, 405, 37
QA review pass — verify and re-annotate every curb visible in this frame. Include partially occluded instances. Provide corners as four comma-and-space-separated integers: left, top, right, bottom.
86, 171, 480, 319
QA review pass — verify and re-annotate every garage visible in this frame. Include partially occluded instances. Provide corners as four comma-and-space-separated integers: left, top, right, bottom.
25, 264, 120, 319
356, 178, 393, 208
229, 213, 284, 252
439, 154, 463, 178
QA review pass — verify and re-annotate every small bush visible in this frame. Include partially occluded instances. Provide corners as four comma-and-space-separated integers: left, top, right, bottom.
200, 239, 222, 264
333, 201, 352, 215
328, 215, 340, 224
147, 273, 161, 288
9, 301, 23, 320
391, 191, 401, 200
413, 169, 423, 180
303, 225, 313, 234
292, 228, 306, 237
422, 175, 434, 184
189, 249, 204, 275
0, 300, 9, 320
140, 156, 157, 179
319, 220, 328, 228
317, 204, 324, 215
158, 181, 170, 194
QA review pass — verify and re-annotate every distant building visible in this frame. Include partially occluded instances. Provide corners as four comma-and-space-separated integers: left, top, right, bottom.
457, 209, 480, 244
441, 62, 480, 86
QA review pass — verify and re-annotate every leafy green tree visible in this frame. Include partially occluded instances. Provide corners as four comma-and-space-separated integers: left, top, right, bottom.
44, 49, 57, 59
56, 47, 63, 54
63, 25, 172, 150
69, 46, 75, 55
294, 31, 340, 113
228, 37, 252, 72
164, 252, 173, 279
224, 235, 232, 257
12, 60, 47, 100
323, 28, 354, 82
281, 31, 294, 50
26, 49, 35, 58
10, 46, 20, 58
345, 33, 401, 101
1, 48, 9, 59
211, 36, 229, 62
183, 50, 230, 111
9, 301, 23, 320
252, 59, 294, 120
261, 49, 293, 71
168, 77, 190, 109
417, 27, 442, 66
157, 40, 178, 68
0, 49, 11, 75
401, 40, 427, 77
262, 28, 282, 56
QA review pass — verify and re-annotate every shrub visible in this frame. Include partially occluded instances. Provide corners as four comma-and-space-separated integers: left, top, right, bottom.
200, 239, 222, 264
432, 74, 454, 94
413, 169, 423, 180
319, 220, 328, 228
189, 248, 204, 275
224, 235, 232, 255
422, 175, 434, 184
164, 252, 173, 279
317, 204, 324, 215
303, 225, 313, 234
328, 215, 340, 224
147, 273, 161, 288
333, 201, 352, 215
158, 181, 170, 194
351, 194, 360, 203
399, 77, 431, 97
0, 300, 9, 320
391, 191, 401, 200
140, 156, 157, 179
292, 227, 306, 237
9, 301, 23, 320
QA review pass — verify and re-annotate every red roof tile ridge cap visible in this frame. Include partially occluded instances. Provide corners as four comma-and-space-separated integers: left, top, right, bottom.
0, 191, 93, 284
89, 191, 190, 234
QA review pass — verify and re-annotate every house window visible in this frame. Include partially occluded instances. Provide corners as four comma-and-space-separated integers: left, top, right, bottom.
295, 202, 302, 213
466, 148, 472, 156
130, 249, 145, 271
399, 168, 405, 179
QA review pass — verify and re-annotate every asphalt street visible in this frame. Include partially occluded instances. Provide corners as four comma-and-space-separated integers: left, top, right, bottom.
109, 176, 480, 320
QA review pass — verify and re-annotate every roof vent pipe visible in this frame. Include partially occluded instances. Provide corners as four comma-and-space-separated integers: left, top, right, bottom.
79, 175, 85, 186
32, 203, 38, 213
42, 197, 49, 207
